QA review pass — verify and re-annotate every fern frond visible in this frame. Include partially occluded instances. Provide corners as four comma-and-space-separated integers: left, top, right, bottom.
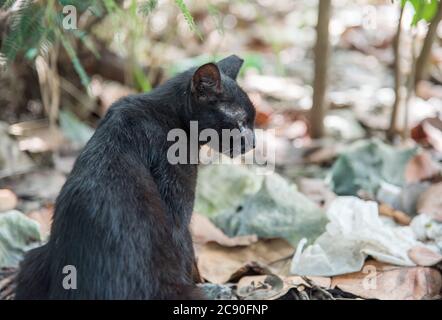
138, 0, 158, 16
1, 1, 46, 61
0, 0, 18, 10
102, 0, 118, 13
59, 32, 90, 88
174, 0, 203, 40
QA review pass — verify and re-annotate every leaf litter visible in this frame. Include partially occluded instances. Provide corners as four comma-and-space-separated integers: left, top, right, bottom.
1, 0, 442, 301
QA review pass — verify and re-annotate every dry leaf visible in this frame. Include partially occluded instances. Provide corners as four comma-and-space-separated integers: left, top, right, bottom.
408, 246, 442, 267
26, 206, 53, 238
196, 239, 294, 284
305, 145, 338, 165
191, 213, 257, 247
236, 274, 331, 300
378, 203, 411, 226
285, 275, 331, 289
417, 182, 442, 222
331, 260, 442, 300
9, 120, 65, 153
237, 274, 288, 300
412, 117, 442, 152
423, 118, 442, 153
405, 152, 441, 184
90, 77, 135, 115
297, 178, 336, 209
0, 190, 17, 213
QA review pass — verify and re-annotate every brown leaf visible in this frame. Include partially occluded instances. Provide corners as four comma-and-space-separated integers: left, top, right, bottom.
236, 274, 331, 300
9, 120, 65, 153
191, 213, 258, 247
26, 205, 53, 238
237, 274, 288, 300
423, 118, 442, 153
412, 117, 442, 152
196, 239, 294, 284
416, 81, 442, 100
408, 246, 442, 267
297, 178, 336, 209
0, 189, 17, 212
90, 77, 135, 116
417, 182, 442, 222
405, 152, 441, 184
331, 260, 442, 300
305, 145, 338, 165
378, 203, 411, 226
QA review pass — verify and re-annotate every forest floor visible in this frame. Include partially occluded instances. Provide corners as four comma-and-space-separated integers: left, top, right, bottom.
1, 0, 442, 300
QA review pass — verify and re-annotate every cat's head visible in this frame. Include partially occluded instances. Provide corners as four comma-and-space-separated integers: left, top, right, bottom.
189, 55, 256, 157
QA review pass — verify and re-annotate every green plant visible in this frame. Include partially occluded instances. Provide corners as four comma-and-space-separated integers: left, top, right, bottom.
389, 0, 441, 140
402, 0, 439, 25
1, 0, 202, 89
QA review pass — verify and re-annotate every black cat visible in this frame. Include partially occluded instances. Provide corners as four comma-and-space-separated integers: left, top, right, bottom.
14, 55, 256, 299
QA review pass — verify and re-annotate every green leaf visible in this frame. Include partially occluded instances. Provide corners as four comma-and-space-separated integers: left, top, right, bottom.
0, 210, 41, 269
0, 0, 18, 10
328, 139, 417, 196
133, 67, 152, 92
138, 0, 158, 16
59, 32, 91, 88
174, 0, 203, 40
403, 0, 440, 25
195, 164, 327, 246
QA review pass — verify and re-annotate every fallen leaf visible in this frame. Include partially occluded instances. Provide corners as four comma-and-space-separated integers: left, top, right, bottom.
59, 111, 94, 147
211, 169, 327, 246
236, 274, 332, 300
331, 260, 442, 300
412, 117, 442, 152
9, 120, 64, 153
248, 92, 273, 127
243, 74, 310, 102
417, 182, 442, 222
199, 283, 237, 300
378, 203, 411, 226
408, 246, 442, 267
8, 170, 66, 201
0, 122, 35, 179
26, 206, 54, 239
0, 210, 41, 268
196, 239, 294, 284
305, 145, 339, 165
237, 274, 288, 300
191, 213, 257, 247
285, 275, 331, 289
329, 139, 417, 196
405, 152, 441, 183
0, 189, 17, 212
297, 178, 336, 209
416, 81, 442, 100
228, 261, 273, 283
90, 77, 135, 116
423, 118, 442, 152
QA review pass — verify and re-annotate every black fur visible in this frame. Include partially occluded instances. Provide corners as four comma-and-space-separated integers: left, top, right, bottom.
14, 55, 255, 300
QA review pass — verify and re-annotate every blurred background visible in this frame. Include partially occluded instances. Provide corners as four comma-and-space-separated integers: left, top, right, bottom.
1, 0, 442, 300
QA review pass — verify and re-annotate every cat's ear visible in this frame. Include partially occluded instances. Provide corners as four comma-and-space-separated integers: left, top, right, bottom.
217, 55, 244, 80
191, 63, 222, 99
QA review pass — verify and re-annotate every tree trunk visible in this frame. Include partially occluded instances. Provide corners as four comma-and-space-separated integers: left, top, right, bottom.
310, 0, 331, 139
387, 6, 404, 141
414, 2, 442, 86
403, 32, 418, 140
